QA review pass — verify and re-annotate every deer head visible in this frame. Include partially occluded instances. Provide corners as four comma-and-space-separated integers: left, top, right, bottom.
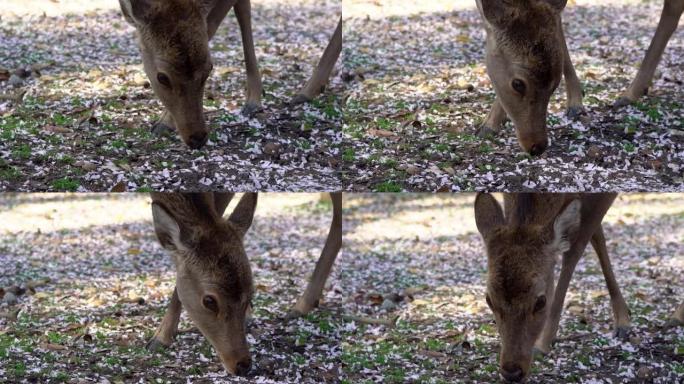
478, 0, 568, 155
120, 0, 217, 149
474, 193, 581, 382
151, 193, 257, 376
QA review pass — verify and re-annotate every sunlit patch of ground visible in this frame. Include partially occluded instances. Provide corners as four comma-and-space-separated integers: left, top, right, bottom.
340, 194, 684, 383
341, 0, 684, 192
0, 0, 342, 192
0, 193, 344, 383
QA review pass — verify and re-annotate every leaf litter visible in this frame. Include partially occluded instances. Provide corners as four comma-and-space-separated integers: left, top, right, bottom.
0, 193, 345, 383
0, 0, 342, 192
340, 193, 684, 383
341, 0, 683, 192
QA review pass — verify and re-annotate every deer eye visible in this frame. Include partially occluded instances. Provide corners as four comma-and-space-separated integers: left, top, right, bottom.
202, 295, 219, 313
533, 295, 546, 313
511, 78, 526, 95
157, 73, 172, 88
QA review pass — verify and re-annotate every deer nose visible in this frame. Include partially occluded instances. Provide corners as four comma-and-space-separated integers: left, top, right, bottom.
501, 362, 524, 382
235, 359, 251, 377
187, 132, 208, 149
529, 140, 548, 156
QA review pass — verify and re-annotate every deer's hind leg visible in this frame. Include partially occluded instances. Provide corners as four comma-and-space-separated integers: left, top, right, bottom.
234, 0, 263, 116
292, 18, 342, 105
147, 287, 182, 351
287, 193, 342, 318
615, 0, 684, 107
591, 225, 631, 339
558, 18, 584, 119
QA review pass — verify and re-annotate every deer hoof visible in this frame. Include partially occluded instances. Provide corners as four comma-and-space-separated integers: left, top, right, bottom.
613, 96, 634, 109
145, 337, 170, 352
290, 94, 313, 106
476, 125, 497, 139
241, 102, 263, 117
151, 121, 175, 137
532, 346, 548, 358
614, 326, 631, 340
664, 318, 684, 329
566, 106, 585, 120
284, 309, 305, 320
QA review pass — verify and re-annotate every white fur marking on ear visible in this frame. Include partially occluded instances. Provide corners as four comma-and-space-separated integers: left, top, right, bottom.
552, 200, 581, 254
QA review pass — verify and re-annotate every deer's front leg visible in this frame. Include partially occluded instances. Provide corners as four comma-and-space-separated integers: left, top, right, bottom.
147, 287, 182, 352
292, 18, 342, 105
558, 19, 584, 119
615, 0, 684, 107
234, 0, 263, 116
151, 109, 176, 137
535, 196, 615, 355
287, 193, 342, 318
591, 225, 631, 339
477, 97, 508, 138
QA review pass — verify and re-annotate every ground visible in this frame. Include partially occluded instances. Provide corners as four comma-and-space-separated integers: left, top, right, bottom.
0, 194, 344, 383
340, 194, 684, 383
0, 0, 342, 192
342, 0, 684, 192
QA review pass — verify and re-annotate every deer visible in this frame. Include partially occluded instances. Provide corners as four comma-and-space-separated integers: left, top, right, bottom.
476, 0, 684, 156
147, 192, 342, 376
474, 193, 684, 382
119, 0, 341, 149
474, 193, 631, 382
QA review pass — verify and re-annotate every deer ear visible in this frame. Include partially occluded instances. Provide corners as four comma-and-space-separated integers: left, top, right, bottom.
213, 193, 235, 218
552, 199, 581, 254
542, 0, 568, 12
227, 193, 258, 237
119, 0, 156, 25
152, 203, 186, 251
479, 0, 516, 28
474, 193, 505, 239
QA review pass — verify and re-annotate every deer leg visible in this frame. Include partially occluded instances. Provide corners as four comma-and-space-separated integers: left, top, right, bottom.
615, 0, 684, 107
292, 18, 342, 105
150, 109, 176, 136
477, 97, 508, 138
558, 18, 584, 119
287, 192, 342, 318
534, 194, 616, 355
234, 0, 263, 116
591, 225, 631, 339
147, 287, 182, 352
666, 302, 684, 328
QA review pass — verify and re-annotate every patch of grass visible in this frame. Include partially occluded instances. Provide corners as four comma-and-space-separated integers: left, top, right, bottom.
51, 177, 80, 192
12, 143, 31, 159
374, 181, 402, 192
342, 148, 355, 162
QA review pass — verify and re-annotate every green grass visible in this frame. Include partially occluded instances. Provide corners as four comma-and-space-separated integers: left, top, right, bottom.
51, 177, 80, 192
374, 181, 402, 192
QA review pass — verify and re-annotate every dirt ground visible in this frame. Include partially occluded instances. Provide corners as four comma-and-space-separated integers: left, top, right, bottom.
0, 0, 342, 192
342, 0, 684, 192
